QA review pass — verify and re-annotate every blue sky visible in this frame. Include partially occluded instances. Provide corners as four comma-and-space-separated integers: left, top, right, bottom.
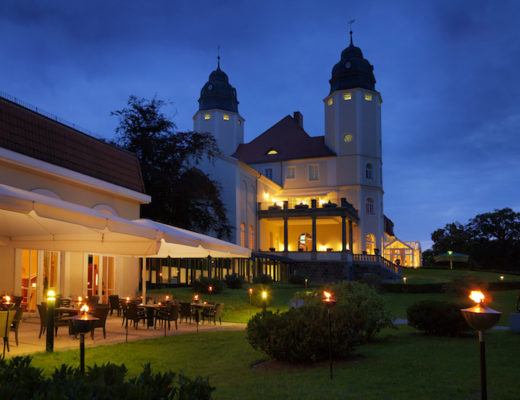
1, 1, 519, 249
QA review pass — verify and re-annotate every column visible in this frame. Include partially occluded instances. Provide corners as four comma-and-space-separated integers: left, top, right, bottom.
348, 220, 353, 252
312, 216, 317, 252
283, 217, 288, 252
341, 216, 347, 252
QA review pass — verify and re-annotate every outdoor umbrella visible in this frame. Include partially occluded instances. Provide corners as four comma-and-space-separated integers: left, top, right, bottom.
434, 252, 469, 269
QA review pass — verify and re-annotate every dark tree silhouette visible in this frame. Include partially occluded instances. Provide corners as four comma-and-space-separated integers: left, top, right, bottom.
112, 96, 231, 239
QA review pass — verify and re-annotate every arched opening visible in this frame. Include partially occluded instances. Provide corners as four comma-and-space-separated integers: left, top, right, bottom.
366, 234, 376, 255
298, 233, 312, 252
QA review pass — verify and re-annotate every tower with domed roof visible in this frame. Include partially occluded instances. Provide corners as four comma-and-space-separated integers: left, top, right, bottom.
193, 57, 245, 156
324, 30, 384, 254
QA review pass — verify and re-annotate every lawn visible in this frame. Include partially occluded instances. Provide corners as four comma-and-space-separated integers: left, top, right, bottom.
399, 268, 520, 284
23, 269, 520, 399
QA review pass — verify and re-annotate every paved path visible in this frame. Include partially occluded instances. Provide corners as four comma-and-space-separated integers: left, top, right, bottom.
4, 314, 246, 358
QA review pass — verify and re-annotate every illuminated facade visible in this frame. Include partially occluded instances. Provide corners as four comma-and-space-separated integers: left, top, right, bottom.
194, 33, 420, 271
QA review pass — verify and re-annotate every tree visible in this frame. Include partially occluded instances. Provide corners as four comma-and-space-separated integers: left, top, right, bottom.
112, 96, 231, 239
431, 222, 472, 255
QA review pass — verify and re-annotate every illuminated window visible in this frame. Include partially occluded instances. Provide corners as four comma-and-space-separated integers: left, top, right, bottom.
366, 163, 373, 180
344, 133, 353, 143
266, 149, 278, 155
265, 168, 273, 180
249, 225, 254, 249
308, 165, 319, 181
366, 234, 376, 255
366, 198, 375, 214
343, 93, 352, 100
238, 120, 241, 125
327, 98, 333, 106
364, 93, 372, 101
240, 223, 246, 247
286, 166, 295, 179
204, 114, 211, 120
223, 114, 230, 120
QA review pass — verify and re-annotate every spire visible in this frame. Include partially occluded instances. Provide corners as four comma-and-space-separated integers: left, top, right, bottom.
217, 45, 221, 70
348, 19, 355, 46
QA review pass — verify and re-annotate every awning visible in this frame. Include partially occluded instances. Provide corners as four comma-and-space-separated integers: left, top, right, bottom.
0, 184, 250, 258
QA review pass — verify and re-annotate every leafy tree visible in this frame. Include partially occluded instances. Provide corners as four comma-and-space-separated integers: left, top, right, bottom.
112, 96, 231, 239
431, 222, 472, 254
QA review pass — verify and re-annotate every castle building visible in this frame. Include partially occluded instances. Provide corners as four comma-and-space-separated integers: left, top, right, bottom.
193, 33, 421, 276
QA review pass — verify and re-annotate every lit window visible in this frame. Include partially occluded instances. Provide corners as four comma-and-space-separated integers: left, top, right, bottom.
327, 98, 333, 106
204, 114, 211, 120
238, 120, 241, 125
286, 166, 295, 179
240, 223, 246, 247
366, 234, 376, 255
364, 94, 372, 101
308, 165, 319, 181
265, 168, 273, 180
366, 198, 375, 214
366, 163, 373, 179
223, 114, 230, 120
343, 93, 352, 100
266, 149, 278, 155
249, 225, 254, 249
344, 133, 352, 143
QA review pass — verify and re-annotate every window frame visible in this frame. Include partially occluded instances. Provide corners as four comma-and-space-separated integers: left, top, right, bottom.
286, 166, 295, 179
308, 164, 319, 182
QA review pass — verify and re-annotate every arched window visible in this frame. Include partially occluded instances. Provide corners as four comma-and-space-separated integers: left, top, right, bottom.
240, 223, 246, 247
366, 234, 376, 255
366, 198, 375, 215
249, 225, 254, 249
366, 163, 373, 180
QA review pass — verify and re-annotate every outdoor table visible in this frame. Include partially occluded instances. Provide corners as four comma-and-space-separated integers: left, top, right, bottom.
190, 303, 214, 325
138, 304, 164, 328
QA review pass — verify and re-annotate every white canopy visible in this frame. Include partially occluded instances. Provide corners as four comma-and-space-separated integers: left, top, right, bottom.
0, 184, 250, 258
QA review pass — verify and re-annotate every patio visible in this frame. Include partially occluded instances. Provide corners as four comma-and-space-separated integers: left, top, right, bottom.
3, 313, 245, 358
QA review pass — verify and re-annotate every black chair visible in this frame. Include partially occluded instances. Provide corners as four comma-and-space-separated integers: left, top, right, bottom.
155, 304, 179, 330
37, 303, 46, 338
90, 304, 110, 339
204, 303, 224, 325
108, 295, 121, 316
86, 296, 99, 308
10, 307, 24, 346
179, 302, 192, 324
12, 296, 23, 307
125, 302, 146, 329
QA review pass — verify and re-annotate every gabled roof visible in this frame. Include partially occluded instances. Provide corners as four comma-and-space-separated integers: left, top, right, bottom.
232, 114, 335, 164
0, 95, 146, 193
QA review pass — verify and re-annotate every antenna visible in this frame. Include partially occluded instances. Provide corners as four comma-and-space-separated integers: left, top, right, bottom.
348, 19, 355, 44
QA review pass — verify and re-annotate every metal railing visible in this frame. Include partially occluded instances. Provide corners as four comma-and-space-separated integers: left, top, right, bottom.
353, 254, 401, 275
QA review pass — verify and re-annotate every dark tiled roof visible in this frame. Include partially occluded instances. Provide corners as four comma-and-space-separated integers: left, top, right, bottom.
384, 215, 395, 236
232, 114, 335, 164
0, 96, 146, 193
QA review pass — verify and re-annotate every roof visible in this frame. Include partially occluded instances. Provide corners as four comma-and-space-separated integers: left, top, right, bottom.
0, 95, 146, 193
232, 114, 335, 164
198, 64, 239, 113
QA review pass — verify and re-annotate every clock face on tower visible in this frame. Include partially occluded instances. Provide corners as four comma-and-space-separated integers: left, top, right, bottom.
344, 133, 353, 143
345, 61, 352, 69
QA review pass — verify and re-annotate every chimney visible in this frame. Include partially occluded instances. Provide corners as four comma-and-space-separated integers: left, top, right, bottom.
293, 111, 303, 128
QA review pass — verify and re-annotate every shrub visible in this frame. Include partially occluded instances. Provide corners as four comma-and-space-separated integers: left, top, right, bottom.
358, 273, 382, 291
247, 306, 356, 363
253, 273, 273, 285
288, 274, 307, 285
407, 300, 472, 336
0, 357, 214, 400
192, 277, 224, 294
224, 273, 243, 289
446, 275, 488, 297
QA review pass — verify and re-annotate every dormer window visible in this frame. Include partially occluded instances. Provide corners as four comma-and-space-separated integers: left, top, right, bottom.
327, 98, 333, 106
343, 93, 352, 100
223, 114, 230, 120
266, 149, 278, 155
204, 114, 211, 120
364, 94, 372, 101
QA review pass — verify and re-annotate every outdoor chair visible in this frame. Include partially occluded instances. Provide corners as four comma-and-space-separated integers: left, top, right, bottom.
155, 304, 179, 330
108, 295, 121, 316
90, 304, 110, 339
125, 302, 146, 329
12, 296, 23, 307
204, 303, 224, 325
10, 307, 24, 346
179, 302, 192, 324
0, 310, 16, 357
86, 296, 99, 308
54, 310, 72, 336
37, 303, 46, 338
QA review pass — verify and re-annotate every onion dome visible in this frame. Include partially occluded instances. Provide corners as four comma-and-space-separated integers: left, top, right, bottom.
329, 32, 376, 93
198, 58, 239, 113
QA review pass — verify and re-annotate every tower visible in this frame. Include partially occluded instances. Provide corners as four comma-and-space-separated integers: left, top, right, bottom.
324, 31, 384, 254
193, 58, 245, 156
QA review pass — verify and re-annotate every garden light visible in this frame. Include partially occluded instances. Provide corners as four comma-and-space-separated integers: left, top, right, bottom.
461, 290, 502, 400
248, 287, 253, 304
71, 312, 99, 373
46, 289, 56, 353
500, 275, 504, 281
403, 277, 407, 284
194, 293, 199, 303
209, 286, 213, 296
322, 291, 336, 379
261, 291, 268, 312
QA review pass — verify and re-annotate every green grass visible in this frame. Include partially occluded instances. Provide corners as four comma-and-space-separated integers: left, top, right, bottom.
28, 327, 520, 400
400, 268, 520, 284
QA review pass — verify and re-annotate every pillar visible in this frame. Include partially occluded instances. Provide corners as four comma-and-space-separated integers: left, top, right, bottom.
348, 220, 353, 252
341, 216, 347, 252
312, 216, 317, 252
283, 217, 288, 252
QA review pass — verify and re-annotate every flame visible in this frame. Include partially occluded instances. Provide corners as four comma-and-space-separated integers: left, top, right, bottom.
126, 296, 130, 302
78, 296, 82, 302
80, 304, 89, 314
194, 294, 199, 301
469, 291, 485, 304
248, 288, 253, 294
165, 296, 170, 300
4, 295, 11, 303
208, 286, 213, 292
323, 291, 332, 300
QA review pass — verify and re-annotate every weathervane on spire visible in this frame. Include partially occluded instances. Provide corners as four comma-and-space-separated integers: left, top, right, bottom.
217, 45, 221, 69
348, 19, 355, 44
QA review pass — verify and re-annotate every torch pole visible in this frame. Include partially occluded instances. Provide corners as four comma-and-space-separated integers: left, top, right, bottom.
328, 307, 333, 379
479, 330, 487, 400
46, 295, 55, 353
80, 333, 85, 374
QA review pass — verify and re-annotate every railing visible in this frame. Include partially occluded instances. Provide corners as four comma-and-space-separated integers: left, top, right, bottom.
0, 90, 104, 140
353, 254, 401, 275
258, 196, 339, 211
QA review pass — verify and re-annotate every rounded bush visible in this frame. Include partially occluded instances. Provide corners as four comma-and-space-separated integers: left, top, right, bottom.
246, 306, 356, 363
192, 277, 223, 294
224, 273, 243, 289
407, 300, 471, 336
